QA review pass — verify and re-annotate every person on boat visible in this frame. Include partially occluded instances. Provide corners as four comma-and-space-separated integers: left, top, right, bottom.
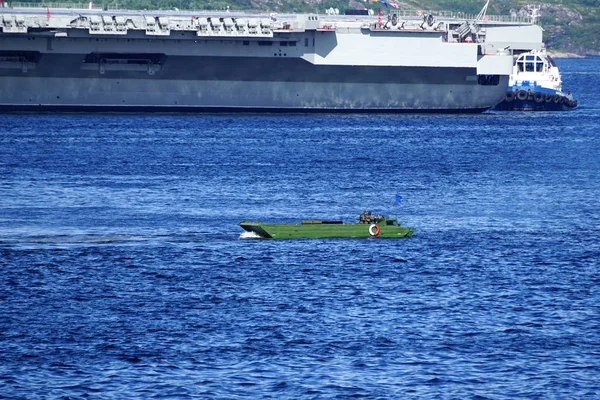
360, 210, 368, 223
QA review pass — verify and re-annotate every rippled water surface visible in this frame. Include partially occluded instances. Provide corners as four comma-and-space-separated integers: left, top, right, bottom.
1, 58, 599, 399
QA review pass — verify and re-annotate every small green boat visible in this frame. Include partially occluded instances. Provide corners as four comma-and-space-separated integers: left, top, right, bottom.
239, 212, 415, 239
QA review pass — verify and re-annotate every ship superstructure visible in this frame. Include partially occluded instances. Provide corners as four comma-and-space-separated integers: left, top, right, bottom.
0, 5, 543, 112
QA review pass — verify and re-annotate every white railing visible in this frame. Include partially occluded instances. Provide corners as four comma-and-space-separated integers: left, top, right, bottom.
1, 3, 534, 23
389, 9, 533, 23
3, 2, 120, 9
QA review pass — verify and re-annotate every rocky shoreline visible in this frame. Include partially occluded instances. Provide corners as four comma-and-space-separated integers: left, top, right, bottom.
547, 51, 587, 59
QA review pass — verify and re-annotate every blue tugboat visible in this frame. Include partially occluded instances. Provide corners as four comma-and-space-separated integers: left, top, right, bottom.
494, 50, 577, 111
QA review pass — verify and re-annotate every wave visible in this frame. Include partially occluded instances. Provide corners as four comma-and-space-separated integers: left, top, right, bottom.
239, 231, 263, 239
0, 234, 151, 245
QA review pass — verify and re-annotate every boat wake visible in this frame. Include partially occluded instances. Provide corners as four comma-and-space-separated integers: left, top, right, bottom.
239, 231, 262, 240
0, 233, 202, 247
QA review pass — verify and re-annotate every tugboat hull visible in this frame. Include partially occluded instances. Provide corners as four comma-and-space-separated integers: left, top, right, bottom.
495, 89, 577, 111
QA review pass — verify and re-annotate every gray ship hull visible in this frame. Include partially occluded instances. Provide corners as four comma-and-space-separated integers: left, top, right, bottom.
0, 55, 506, 112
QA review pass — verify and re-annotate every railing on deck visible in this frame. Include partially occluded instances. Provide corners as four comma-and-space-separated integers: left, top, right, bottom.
2, 2, 534, 23
3, 2, 120, 10
390, 9, 533, 23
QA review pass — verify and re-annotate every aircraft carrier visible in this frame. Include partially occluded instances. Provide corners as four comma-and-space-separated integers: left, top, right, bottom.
0, 4, 543, 113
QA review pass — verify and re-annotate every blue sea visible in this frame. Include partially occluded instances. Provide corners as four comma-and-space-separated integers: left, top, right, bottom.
1, 58, 599, 399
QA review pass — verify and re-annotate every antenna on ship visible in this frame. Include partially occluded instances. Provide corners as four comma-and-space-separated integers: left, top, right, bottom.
476, 0, 491, 21
531, 5, 540, 25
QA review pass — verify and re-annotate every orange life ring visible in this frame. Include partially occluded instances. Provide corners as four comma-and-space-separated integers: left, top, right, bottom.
369, 224, 380, 236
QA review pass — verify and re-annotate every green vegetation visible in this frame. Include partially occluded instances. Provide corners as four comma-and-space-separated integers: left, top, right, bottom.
12, 0, 600, 54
